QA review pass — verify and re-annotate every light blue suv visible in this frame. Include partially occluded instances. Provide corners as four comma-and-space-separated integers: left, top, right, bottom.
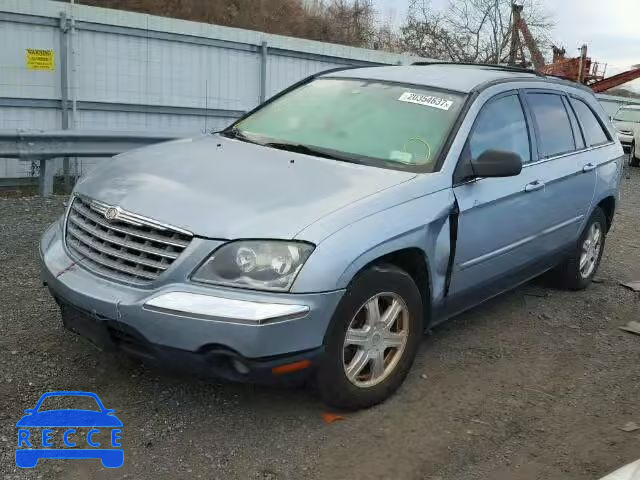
40, 64, 623, 409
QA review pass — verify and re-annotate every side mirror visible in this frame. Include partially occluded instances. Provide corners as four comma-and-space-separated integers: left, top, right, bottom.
471, 149, 522, 178
24, 409, 35, 414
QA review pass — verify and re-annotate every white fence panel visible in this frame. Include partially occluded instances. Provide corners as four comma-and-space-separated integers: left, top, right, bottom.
0, 20, 60, 100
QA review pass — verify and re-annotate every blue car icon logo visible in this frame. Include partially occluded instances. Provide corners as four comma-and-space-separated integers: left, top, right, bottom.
15, 391, 123, 468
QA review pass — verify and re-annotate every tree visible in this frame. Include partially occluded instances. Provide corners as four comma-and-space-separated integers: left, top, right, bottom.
401, 0, 554, 65
303, 0, 378, 47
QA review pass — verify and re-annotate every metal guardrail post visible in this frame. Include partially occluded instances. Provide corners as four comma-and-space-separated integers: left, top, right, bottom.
38, 158, 54, 196
260, 41, 268, 103
59, 12, 71, 194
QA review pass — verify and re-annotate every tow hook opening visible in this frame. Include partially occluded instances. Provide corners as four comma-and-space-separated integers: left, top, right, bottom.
231, 358, 250, 375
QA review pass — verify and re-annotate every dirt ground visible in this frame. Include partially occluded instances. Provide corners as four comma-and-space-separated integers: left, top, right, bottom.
1, 166, 639, 480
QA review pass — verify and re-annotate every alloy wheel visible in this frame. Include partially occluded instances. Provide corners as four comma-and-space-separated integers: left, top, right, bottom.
342, 292, 410, 388
579, 222, 603, 279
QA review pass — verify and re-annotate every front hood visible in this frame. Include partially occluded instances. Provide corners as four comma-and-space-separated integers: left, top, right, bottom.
76, 135, 416, 239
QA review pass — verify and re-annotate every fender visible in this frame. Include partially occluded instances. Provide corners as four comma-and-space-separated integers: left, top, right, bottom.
292, 188, 456, 314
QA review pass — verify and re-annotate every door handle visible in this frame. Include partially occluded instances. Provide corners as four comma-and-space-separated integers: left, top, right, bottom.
524, 181, 545, 192
582, 163, 596, 172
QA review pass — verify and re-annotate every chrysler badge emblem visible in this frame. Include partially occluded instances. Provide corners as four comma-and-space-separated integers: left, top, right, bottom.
104, 207, 119, 221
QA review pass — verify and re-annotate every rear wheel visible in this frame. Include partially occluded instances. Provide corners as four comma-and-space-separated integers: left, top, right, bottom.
316, 264, 423, 410
554, 208, 607, 290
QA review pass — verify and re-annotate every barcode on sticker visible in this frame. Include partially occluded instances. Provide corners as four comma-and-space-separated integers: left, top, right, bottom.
398, 92, 453, 110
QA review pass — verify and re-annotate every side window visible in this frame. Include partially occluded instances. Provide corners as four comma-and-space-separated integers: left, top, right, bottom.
527, 93, 575, 157
570, 98, 611, 146
563, 97, 586, 150
468, 94, 531, 164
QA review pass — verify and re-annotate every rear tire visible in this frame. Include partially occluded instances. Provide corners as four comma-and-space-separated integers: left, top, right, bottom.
316, 264, 423, 410
554, 208, 607, 290
630, 143, 640, 167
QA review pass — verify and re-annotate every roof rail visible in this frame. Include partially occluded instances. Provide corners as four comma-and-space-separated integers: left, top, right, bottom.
411, 61, 541, 76
532, 71, 594, 92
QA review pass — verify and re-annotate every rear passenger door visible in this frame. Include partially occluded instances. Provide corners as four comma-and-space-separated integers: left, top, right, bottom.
522, 90, 598, 251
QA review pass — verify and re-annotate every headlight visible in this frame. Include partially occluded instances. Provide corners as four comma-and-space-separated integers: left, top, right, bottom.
192, 241, 314, 291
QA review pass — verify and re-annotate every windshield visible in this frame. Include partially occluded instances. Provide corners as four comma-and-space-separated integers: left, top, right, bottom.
227, 78, 465, 171
614, 108, 640, 123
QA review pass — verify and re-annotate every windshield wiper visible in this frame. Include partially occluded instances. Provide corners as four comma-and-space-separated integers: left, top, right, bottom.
221, 127, 261, 144
263, 142, 363, 164
222, 132, 366, 165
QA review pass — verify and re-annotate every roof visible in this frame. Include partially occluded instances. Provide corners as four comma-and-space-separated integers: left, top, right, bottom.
322, 64, 551, 93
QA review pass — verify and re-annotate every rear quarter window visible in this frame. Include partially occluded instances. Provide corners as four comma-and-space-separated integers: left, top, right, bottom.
570, 98, 611, 146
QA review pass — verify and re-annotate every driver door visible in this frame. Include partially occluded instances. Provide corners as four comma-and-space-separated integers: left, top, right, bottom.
449, 91, 552, 305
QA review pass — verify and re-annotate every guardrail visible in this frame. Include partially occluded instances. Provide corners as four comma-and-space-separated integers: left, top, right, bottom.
0, 130, 180, 196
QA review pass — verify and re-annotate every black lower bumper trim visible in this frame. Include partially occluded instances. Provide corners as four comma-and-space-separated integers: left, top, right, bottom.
55, 295, 323, 384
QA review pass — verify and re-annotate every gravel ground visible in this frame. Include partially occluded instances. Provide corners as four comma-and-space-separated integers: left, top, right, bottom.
1, 166, 639, 480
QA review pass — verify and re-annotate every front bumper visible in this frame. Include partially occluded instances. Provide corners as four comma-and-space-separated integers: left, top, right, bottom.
616, 132, 633, 148
40, 221, 344, 379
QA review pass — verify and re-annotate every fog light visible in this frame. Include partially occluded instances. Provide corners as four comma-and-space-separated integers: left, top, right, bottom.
232, 359, 250, 375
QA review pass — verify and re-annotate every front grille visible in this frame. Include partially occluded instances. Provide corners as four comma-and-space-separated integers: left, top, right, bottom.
65, 196, 193, 285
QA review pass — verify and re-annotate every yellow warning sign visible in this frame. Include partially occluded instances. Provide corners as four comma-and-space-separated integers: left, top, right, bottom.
26, 49, 55, 71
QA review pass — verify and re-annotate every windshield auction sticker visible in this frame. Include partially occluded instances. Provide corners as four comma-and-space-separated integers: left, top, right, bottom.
398, 92, 453, 110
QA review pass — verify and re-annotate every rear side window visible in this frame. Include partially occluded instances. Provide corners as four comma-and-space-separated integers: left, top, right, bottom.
570, 98, 610, 146
563, 97, 586, 150
468, 94, 531, 163
528, 93, 575, 157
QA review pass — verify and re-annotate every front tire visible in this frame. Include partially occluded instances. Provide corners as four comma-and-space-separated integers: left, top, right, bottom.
316, 264, 424, 410
554, 208, 607, 290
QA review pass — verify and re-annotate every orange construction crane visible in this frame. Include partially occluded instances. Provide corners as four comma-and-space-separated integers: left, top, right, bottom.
508, 3, 640, 93
509, 4, 545, 71
590, 67, 640, 93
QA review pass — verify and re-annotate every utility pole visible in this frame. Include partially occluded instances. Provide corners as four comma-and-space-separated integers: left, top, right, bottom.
577, 44, 587, 84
